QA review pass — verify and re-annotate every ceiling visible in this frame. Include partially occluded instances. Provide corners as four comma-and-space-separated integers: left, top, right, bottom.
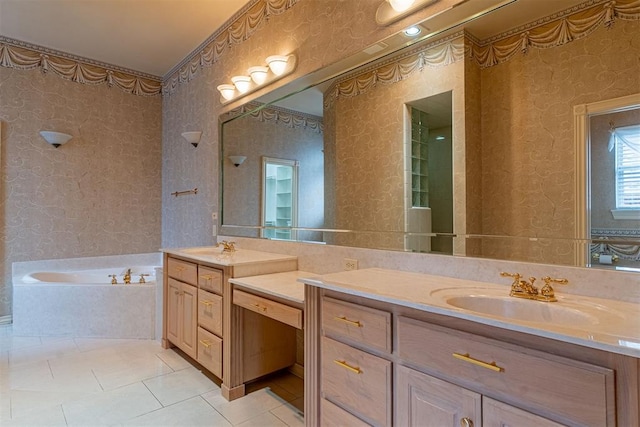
0, 0, 250, 77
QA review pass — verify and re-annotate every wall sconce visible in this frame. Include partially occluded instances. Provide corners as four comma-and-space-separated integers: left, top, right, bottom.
376, 0, 450, 25
39, 131, 72, 148
217, 54, 297, 104
228, 155, 247, 167
181, 131, 202, 147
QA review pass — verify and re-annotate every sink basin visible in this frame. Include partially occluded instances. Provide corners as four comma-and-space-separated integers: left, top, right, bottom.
445, 295, 598, 325
429, 287, 621, 326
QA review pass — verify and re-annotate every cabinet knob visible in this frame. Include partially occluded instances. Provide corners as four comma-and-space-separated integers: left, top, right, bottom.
460, 417, 473, 427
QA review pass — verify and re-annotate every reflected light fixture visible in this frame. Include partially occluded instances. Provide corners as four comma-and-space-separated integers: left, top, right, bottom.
266, 55, 289, 76
228, 155, 247, 167
389, 0, 415, 11
181, 131, 202, 147
404, 25, 421, 36
248, 66, 269, 84
39, 130, 72, 148
217, 84, 235, 100
231, 76, 251, 93
376, 0, 444, 25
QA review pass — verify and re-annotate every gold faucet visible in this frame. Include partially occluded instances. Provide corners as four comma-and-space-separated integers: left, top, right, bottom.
123, 268, 132, 284
108, 274, 118, 285
139, 273, 150, 284
216, 240, 236, 253
500, 272, 568, 302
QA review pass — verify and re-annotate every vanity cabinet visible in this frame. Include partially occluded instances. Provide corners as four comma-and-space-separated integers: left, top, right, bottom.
166, 264, 198, 359
163, 250, 298, 401
305, 289, 636, 427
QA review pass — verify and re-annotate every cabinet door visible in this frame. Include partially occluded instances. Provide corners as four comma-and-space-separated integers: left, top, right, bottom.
179, 283, 198, 359
166, 278, 181, 344
396, 365, 481, 427
483, 397, 564, 427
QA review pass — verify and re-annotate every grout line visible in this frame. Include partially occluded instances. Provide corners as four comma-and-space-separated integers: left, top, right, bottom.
61, 404, 69, 426
91, 368, 105, 391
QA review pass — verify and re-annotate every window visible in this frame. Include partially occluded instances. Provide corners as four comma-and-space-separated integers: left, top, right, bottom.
613, 124, 640, 210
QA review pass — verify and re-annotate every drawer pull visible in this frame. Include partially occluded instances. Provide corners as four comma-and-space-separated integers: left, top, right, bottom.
253, 303, 268, 312
333, 359, 362, 374
460, 417, 474, 427
200, 274, 212, 281
453, 352, 504, 372
200, 300, 213, 307
199, 339, 212, 348
334, 316, 362, 327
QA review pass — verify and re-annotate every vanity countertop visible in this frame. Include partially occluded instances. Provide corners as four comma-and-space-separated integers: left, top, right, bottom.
230, 270, 312, 304
161, 246, 298, 267
300, 268, 640, 358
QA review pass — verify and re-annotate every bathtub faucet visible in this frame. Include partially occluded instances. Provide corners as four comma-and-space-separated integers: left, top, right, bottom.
123, 269, 132, 284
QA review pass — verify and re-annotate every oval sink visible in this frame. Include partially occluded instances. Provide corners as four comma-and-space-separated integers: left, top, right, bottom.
445, 295, 599, 325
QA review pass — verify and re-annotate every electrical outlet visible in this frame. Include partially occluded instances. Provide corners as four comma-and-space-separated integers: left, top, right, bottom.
343, 258, 358, 271
212, 211, 218, 221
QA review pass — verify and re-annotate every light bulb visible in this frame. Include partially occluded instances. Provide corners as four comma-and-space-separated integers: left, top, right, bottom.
217, 84, 235, 100
266, 55, 289, 76
248, 66, 269, 85
389, 0, 415, 12
231, 75, 251, 93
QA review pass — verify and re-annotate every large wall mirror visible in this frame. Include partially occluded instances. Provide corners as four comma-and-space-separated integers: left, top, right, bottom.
221, 0, 640, 272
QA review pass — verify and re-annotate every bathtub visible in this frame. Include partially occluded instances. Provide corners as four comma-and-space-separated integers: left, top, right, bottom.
12, 253, 161, 338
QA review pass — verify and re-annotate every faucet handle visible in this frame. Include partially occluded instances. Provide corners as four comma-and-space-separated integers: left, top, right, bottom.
139, 273, 150, 284
539, 276, 568, 301
108, 274, 118, 285
500, 271, 522, 282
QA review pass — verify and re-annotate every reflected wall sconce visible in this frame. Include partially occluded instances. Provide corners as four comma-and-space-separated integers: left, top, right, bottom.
40, 130, 72, 148
181, 131, 202, 147
376, 0, 452, 25
217, 54, 297, 104
228, 155, 247, 167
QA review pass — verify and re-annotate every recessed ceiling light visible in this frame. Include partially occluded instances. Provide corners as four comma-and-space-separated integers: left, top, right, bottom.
404, 26, 421, 37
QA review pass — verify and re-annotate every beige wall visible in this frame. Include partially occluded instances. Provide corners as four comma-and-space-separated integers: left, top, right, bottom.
0, 67, 161, 316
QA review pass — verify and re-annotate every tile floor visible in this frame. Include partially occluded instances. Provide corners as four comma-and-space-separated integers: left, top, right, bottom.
0, 325, 304, 426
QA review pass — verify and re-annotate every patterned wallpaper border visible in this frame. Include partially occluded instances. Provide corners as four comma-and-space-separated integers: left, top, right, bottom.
161, 0, 299, 95
324, 0, 640, 104
223, 102, 323, 133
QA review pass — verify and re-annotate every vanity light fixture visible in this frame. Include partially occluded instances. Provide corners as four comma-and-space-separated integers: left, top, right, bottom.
228, 155, 247, 167
248, 66, 269, 84
217, 84, 236, 100
265, 55, 289, 76
181, 131, 202, 147
39, 130, 72, 148
376, 0, 449, 26
231, 75, 251, 94
216, 54, 297, 104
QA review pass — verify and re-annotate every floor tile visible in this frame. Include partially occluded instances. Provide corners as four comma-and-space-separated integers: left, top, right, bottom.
203, 387, 289, 425
237, 411, 288, 427
0, 335, 42, 353
0, 360, 52, 389
143, 366, 218, 406
271, 401, 305, 427
0, 404, 67, 426
9, 389, 93, 419
156, 348, 193, 371
122, 396, 232, 426
62, 381, 162, 426
9, 338, 79, 368
91, 353, 174, 391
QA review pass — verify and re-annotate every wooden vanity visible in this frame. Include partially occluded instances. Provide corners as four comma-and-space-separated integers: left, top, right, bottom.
161, 247, 302, 400
302, 269, 640, 426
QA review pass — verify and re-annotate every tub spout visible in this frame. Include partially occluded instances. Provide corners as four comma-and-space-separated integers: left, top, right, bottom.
123, 269, 132, 284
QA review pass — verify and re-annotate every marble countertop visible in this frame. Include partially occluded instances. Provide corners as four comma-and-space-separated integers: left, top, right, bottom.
300, 268, 640, 358
229, 270, 312, 304
161, 246, 297, 267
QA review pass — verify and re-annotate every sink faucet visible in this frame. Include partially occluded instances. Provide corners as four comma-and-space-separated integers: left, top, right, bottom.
123, 268, 132, 284
500, 272, 568, 302
216, 240, 236, 253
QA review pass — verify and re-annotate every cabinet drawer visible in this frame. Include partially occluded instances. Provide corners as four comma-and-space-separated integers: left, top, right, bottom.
321, 336, 392, 427
198, 289, 222, 336
197, 326, 222, 379
234, 289, 302, 329
167, 257, 198, 285
321, 398, 371, 427
397, 316, 615, 427
322, 297, 391, 353
198, 266, 222, 294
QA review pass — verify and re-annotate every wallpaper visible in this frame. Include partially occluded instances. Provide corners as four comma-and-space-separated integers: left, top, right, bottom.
0, 67, 161, 317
